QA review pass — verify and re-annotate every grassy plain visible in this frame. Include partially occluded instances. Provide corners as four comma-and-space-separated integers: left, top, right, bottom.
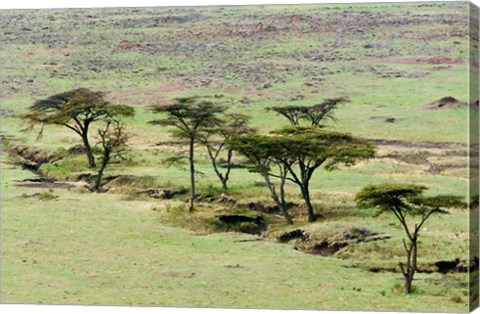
0, 1, 475, 312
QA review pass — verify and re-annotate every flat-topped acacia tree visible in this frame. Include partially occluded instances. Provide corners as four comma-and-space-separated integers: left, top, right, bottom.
229, 127, 374, 223
198, 113, 254, 190
272, 126, 375, 222
269, 97, 348, 127
355, 184, 465, 294
149, 97, 226, 212
21, 88, 134, 167
228, 134, 294, 224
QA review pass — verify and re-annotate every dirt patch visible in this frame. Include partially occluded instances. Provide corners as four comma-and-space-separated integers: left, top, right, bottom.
197, 193, 235, 204
277, 228, 310, 243
421, 96, 468, 110
388, 56, 465, 65
295, 227, 391, 256
366, 257, 479, 274
140, 188, 187, 200
371, 138, 465, 150
212, 214, 267, 235
108, 76, 222, 105
15, 182, 73, 189
373, 70, 428, 79
7, 144, 64, 171
67, 144, 86, 154
217, 214, 265, 225
381, 150, 431, 165
102, 175, 156, 194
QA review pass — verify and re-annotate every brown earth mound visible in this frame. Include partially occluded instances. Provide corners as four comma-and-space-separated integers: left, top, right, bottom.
422, 96, 468, 110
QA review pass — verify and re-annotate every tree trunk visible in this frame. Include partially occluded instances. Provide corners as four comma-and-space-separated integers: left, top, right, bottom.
82, 132, 96, 168
279, 175, 293, 225
263, 172, 293, 225
406, 240, 418, 294
94, 157, 108, 192
220, 178, 228, 190
301, 184, 316, 222
188, 137, 195, 213
401, 238, 417, 294
405, 277, 413, 294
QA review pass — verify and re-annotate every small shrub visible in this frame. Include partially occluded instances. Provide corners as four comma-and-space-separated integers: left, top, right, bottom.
449, 294, 463, 303
38, 190, 58, 201
392, 283, 403, 293
164, 203, 189, 218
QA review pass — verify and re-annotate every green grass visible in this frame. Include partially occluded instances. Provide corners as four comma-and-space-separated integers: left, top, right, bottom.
0, 162, 470, 311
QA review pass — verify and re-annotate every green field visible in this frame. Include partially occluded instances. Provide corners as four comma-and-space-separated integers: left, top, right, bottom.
0, 1, 477, 312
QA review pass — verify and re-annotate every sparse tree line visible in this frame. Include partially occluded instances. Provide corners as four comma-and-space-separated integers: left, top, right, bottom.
20, 88, 466, 294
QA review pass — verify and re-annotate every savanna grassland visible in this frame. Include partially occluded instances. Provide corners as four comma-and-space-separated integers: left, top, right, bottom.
0, 1, 478, 312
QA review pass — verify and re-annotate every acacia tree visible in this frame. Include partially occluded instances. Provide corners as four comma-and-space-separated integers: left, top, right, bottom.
228, 134, 294, 224
21, 88, 134, 167
149, 97, 226, 212
273, 126, 375, 222
199, 113, 254, 190
269, 97, 348, 127
92, 119, 128, 192
355, 184, 464, 294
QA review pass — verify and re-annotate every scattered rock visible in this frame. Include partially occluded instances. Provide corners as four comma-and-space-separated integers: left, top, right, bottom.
385, 117, 396, 123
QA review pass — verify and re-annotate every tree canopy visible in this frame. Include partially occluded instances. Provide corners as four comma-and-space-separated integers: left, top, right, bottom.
198, 113, 255, 190
355, 183, 465, 293
269, 97, 348, 127
272, 126, 375, 221
149, 96, 226, 212
149, 97, 225, 138
228, 133, 294, 224
21, 88, 134, 167
93, 119, 129, 192
230, 127, 375, 223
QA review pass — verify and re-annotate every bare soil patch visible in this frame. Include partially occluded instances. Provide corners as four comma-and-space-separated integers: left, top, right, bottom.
388, 56, 465, 65
367, 257, 479, 274
108, 76, 221, 105
286, 227, 391, 256
421, 96, 468, 110
15, 182, 72, 189
140, 188, 187, 200
236, 199, 299, 214
371, 138, 465, 150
